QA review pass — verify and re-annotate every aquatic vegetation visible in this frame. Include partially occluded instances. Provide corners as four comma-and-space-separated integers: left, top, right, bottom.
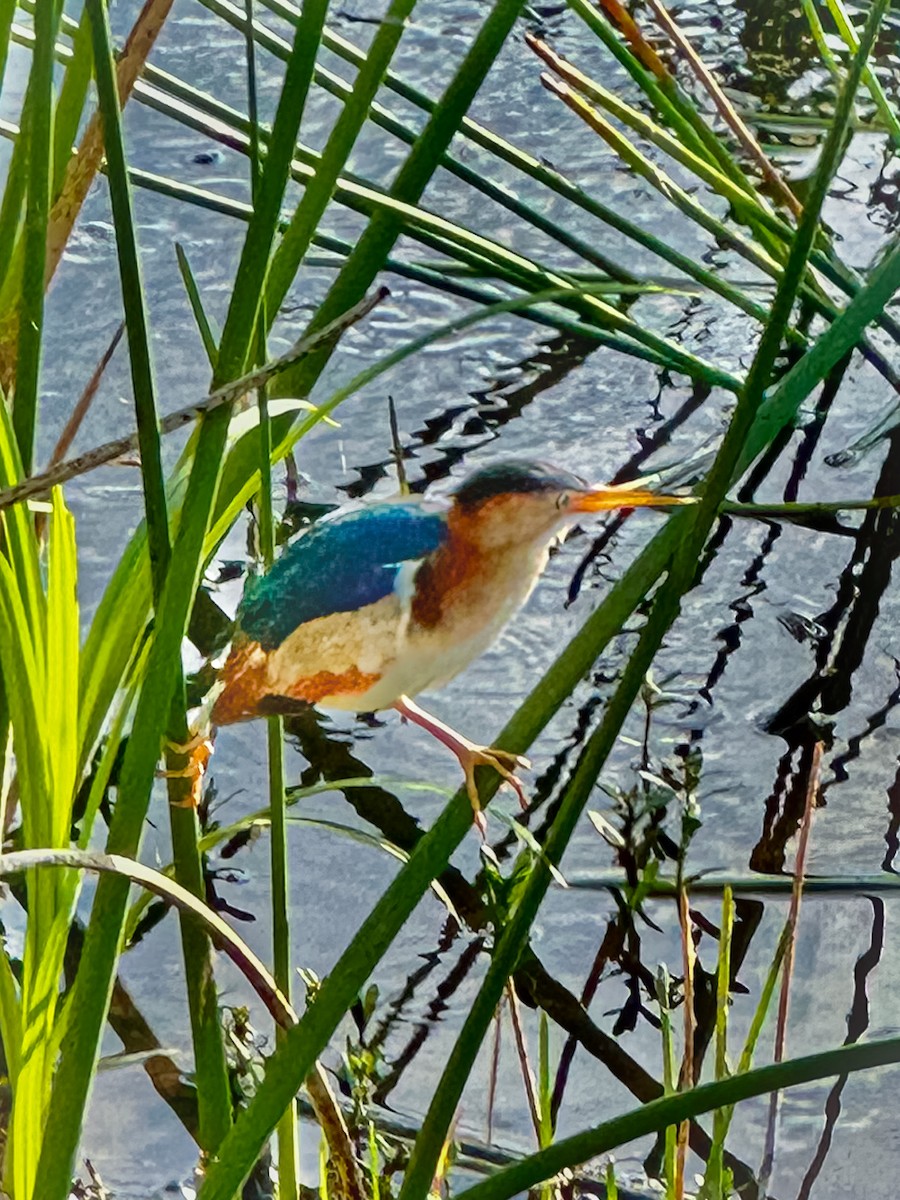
0, 0, 899, 1198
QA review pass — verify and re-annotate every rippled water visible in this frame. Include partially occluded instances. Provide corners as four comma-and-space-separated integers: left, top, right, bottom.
10, 0, 900, 1195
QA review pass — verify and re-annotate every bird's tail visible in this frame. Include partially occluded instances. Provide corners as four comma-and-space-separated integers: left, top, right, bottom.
210, 638, 270, 725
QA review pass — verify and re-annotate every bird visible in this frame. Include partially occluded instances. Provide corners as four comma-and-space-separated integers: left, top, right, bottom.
186, 460, 692, 829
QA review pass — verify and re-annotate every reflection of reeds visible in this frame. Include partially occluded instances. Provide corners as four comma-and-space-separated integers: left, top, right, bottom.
1, 0, 900, 1196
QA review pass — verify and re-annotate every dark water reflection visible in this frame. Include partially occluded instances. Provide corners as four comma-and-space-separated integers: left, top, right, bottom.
10, 0, 900, 1196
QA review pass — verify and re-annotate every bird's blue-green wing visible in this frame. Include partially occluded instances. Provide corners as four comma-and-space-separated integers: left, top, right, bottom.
238, 501, 448, 650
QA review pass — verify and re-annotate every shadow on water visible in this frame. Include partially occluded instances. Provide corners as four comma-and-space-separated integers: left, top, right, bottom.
336, 330, 597, 501
754, 426, 900, 875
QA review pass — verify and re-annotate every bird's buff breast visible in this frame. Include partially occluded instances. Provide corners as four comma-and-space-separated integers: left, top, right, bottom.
212, 594, 405, 723
266, 593, 408, 710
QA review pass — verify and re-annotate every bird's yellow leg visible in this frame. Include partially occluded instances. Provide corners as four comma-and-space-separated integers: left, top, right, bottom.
393, 695, 530, 832
159, 728, 215, 808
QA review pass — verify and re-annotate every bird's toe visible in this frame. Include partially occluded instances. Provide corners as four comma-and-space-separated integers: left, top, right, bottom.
487, 747, 531, 773
465, 745, 530, 814
158, 732, 214, 808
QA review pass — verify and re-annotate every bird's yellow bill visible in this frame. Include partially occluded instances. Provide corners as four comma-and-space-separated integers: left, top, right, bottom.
571, 483, 697, 512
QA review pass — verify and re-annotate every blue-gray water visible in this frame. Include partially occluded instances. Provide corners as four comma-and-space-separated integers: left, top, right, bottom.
6, 0, 900, 1195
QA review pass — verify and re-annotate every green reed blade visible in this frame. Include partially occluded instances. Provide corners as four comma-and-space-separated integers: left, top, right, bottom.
51, 4, 93, 193
175, 243, 220, 368
265, 0, 419, 315
243, 0, 299, 1178
0, 0, 16, 98
824, 0, 900, 145
86, 0, 169, 588
738, 232, 900, 476
91, 0, 234, 1159
215, 0, 328, 383
455, 1036, 900, 1200
12, 0, 59, 472
34, 0, 334, 1191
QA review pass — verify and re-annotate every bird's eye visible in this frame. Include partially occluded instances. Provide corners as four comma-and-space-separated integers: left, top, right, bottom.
556, 492, 570, 511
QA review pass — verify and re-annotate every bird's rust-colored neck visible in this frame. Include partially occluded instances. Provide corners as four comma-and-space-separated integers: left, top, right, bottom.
411, 499, 533, 630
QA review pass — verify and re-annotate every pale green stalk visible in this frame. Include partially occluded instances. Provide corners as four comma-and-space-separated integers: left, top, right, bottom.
823, 0, 900, 144
698, 887, 734, 1199
657, 967, 678, 1200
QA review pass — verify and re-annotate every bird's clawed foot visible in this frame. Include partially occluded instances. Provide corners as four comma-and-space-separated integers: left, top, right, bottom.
158, 730, 214, 808
455, 742, 532, 835
393, 695, 530, 833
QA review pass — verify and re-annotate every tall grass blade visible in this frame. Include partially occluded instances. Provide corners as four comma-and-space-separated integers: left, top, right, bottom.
11, 0, 59, 472
266, 0, 418, 315
242, 0, 299, 1178
698, 887, 735, 1199
86, 0, 168, 584
175, 243, 220, 368
50, 5, 93, 193
0, 0, 16, 97
0, 110, 27, 303
87, 0, 233, 1152
740, 232, 900, 474
0, 946, 22, 1092
216, 0, 329, 382
823, 0, 900, 145
655, 968, 677, 1200
801, 0, 843, 82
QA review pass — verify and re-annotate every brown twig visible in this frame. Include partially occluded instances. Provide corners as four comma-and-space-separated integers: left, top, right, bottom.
0, 0, 177, 389
0, 287, 389, 513
596, 0, 671, 80
644, 0, 802, 217
49, 322, 126, 468
759, 740, 822, 1188
487, 998, 502, 1144
34, 323, 126, 540
506, 981, 543, 1144
45, 0, 176, 287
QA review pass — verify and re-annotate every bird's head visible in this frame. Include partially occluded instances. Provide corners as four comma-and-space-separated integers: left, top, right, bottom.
450, 460, 692, 551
